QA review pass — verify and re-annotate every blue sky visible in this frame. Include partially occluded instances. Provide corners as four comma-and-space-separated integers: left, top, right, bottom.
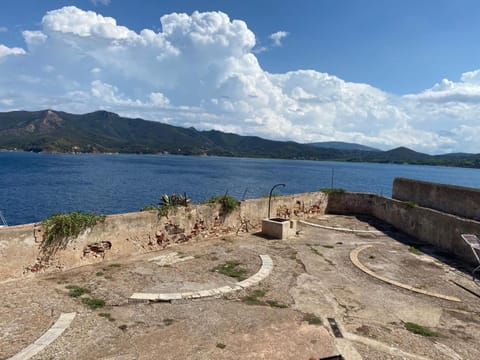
1, 0, 480, 153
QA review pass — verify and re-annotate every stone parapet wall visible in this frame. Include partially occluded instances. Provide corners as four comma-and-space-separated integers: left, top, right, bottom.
2, 186, 478, 280
327, 192, 480, 266
393, 177, 480, 220
0, 191, 327, 281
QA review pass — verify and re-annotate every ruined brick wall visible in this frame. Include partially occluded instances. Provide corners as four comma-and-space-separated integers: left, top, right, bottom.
0, 191, 328, 280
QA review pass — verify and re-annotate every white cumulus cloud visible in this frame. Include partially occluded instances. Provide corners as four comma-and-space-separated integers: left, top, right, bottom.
1, 6, 480, 153
0, 44, 26, 58
269, 31, 289, 47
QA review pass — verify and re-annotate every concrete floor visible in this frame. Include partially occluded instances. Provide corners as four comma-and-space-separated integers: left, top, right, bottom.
1, 215, 479, 359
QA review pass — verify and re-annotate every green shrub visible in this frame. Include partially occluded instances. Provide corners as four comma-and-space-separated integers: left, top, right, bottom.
319, 188, 346, 195
216, 343, 226, 349
206, 194, 238, 213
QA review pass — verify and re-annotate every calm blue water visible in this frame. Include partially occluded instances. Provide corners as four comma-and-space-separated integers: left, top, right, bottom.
1, 152, 479, 226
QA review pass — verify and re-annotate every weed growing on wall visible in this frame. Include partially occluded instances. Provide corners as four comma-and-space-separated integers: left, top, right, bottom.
40, 212, 105, 261
42, 212, 105, 246
141, 193, 191, 216
206, 194, 238, 213
319, 188, 346, 195
402, 201, 418, 208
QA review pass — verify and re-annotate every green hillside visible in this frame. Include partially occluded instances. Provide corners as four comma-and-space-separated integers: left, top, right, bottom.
1, 109, 479, 168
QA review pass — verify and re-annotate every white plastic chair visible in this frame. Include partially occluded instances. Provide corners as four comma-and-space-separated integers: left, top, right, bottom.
461, 234, 480, 280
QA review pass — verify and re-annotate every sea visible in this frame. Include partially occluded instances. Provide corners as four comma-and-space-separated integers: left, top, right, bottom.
1, 151, 479, 226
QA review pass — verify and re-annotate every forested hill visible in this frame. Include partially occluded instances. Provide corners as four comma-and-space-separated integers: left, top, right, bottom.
1, 109, 479, 168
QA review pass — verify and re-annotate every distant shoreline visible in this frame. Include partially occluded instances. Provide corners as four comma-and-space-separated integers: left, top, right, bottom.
1, 148, 478, 169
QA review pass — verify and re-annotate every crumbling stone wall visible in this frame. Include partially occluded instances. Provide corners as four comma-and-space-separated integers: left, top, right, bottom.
0, 191, 327, 280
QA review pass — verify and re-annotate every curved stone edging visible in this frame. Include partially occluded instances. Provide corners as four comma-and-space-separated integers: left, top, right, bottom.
350, 245, 461, 302
8, 312, 76, 360
300, 220, 383, 234
130, 254, 273, 302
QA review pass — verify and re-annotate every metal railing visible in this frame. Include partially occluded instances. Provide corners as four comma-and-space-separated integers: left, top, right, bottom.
0, 211, 7, 227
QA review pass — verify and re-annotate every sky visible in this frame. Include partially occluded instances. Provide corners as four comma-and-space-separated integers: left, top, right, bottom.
1, 0, 480, 154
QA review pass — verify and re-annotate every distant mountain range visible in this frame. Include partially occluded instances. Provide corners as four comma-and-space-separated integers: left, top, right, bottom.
309, 141, 379, 151
1, 109, 479, 168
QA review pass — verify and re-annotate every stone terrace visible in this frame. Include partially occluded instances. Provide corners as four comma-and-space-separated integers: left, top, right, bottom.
1, 215, 479, 359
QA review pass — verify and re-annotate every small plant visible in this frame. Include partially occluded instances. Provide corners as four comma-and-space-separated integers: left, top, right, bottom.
206, 194, 238, 214
82, 297, 106, 309
408, 246, 422, 255
266, 300, 288, 308
163, 318, 174, 326
95, 271, 104, 276
402, 201, 417, 208
212, 260, 248, 280
322, 244, 334, 249
216, 343, 226, 349
242, 295, 263, 305
262, 193, 281, 198
369, 255, 376, 259
140, 204, 160, 211
141, 193, 190, 215
118, 324, 128, 331
98, 313, 115, 322
160, 193, 191, 207
252, 289, 266, 297
242, 289, 266, 305
303, 313, 322, 325
404, 322, 440, 337
320, 188, 346, 195
65, 285, 89, 298
108, 263, 121, 268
